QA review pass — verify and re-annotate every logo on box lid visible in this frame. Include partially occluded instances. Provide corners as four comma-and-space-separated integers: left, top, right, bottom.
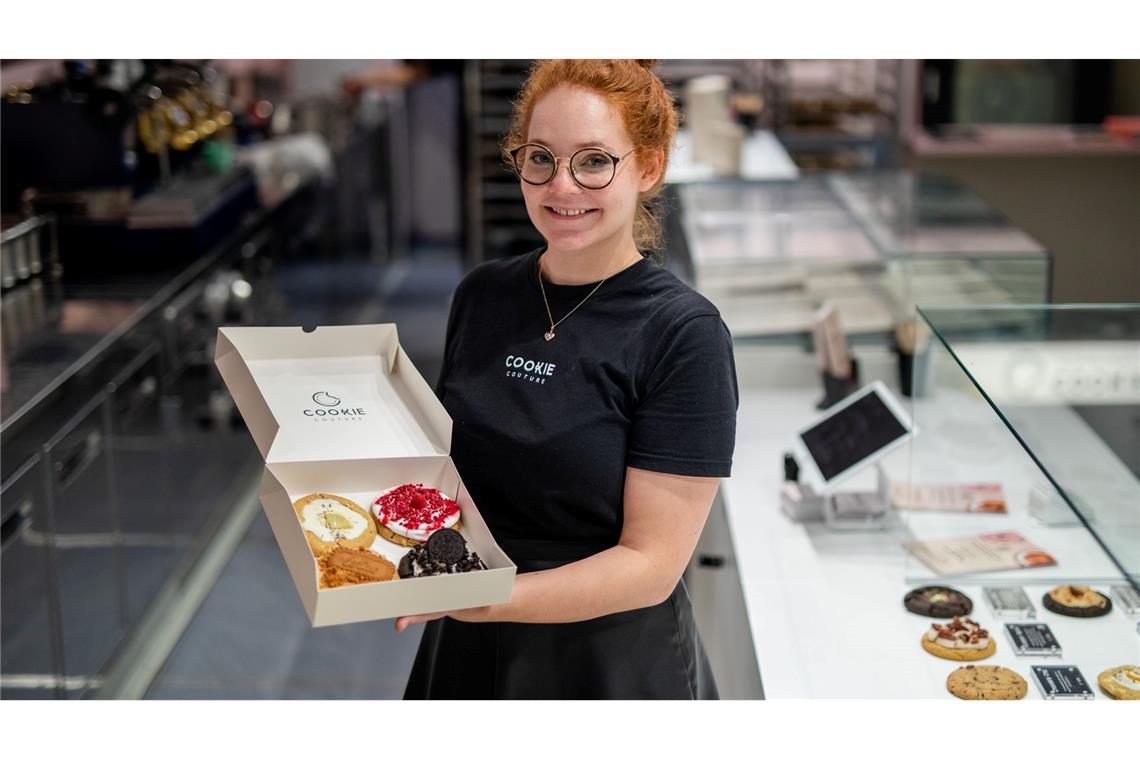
304, 390, 366, 420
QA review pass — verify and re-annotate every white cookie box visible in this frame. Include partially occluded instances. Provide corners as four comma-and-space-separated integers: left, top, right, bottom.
215, 324, 516, 627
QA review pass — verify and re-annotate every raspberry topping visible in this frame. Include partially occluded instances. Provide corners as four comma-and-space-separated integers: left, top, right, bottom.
373, 483, 459, 532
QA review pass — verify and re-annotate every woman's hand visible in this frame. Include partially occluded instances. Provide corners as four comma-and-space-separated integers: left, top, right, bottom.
394, 605, 494, 633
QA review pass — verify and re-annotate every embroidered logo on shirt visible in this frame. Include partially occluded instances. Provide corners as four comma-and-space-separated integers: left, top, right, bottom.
504, 354, 556, 385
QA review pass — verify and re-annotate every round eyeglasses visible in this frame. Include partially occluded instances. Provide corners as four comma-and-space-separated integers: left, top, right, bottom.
509, 143, 636, 190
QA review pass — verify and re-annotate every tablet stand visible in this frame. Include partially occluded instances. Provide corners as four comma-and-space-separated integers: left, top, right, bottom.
822, 462, 892, 531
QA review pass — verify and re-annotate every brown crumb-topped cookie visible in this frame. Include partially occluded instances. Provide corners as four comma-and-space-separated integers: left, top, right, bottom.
318, 547, 398, 589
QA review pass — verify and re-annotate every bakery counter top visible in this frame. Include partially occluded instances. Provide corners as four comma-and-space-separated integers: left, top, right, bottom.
719, 346, 1139, 698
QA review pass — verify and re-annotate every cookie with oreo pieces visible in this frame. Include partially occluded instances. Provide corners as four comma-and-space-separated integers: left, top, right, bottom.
427, 528, 467, 565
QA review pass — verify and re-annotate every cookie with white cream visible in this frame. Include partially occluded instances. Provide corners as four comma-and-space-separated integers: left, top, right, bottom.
372, 483, 461, 547
294, 493, 377, 556
1098, 665, 1140, 700
921, 616, 996, 661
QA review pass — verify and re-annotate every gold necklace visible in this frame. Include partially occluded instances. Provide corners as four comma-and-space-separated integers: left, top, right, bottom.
537, 255, 610, 341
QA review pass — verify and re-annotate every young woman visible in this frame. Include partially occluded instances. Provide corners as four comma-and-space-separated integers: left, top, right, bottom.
397, 59, 738, 699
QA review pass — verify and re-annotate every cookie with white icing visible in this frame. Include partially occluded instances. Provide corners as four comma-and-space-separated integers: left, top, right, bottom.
294, 493, 377, 556
372, 483, 461, 547
1098, 665, 1140, 700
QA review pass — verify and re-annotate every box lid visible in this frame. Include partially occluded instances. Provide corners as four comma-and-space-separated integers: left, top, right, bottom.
215, 324, 452, 463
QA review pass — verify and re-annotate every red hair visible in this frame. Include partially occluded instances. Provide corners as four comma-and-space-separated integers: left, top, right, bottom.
502, 59, 679, 252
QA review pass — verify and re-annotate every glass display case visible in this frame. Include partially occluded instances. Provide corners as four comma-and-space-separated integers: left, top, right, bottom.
674, 172, 1052, 343
901, 304, 1139, 590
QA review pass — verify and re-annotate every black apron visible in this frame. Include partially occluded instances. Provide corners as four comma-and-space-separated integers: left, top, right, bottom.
403, 248, 733, 700
403, 538, 718, 699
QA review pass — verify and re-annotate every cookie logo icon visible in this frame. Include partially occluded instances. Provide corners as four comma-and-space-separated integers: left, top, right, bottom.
312, 391, 341, 407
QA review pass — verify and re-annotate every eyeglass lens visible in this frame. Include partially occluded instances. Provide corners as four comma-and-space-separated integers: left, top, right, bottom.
516, 146, 616, 189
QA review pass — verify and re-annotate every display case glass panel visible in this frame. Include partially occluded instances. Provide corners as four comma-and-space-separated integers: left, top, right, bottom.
676, 172, 1052, 342
903, 305, 1139, 589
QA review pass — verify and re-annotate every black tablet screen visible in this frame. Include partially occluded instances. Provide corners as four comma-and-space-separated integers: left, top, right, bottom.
799, 391, 908, 481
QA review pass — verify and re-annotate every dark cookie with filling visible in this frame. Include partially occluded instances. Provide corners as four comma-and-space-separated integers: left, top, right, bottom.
1042, 585, 1112, 618
396, 538, 487, 579
427, 528, 467, 565
905, 586, 973, 618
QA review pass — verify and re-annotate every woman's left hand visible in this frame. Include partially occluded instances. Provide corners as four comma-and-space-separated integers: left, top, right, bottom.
394, 605, 493, 633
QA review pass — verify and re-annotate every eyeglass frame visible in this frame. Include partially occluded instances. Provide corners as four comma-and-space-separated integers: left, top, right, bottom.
508, 143, 637, 190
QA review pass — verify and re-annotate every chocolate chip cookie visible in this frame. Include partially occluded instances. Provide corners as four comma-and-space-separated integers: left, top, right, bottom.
947, 665, 1027, 700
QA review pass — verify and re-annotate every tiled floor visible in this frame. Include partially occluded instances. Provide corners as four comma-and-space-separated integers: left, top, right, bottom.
145, 246, 464, 699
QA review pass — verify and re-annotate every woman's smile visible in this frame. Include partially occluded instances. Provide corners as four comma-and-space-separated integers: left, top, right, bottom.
544, 205, 600, 221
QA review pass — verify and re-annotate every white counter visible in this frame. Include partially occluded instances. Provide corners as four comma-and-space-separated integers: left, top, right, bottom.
717, 347, 1139, 698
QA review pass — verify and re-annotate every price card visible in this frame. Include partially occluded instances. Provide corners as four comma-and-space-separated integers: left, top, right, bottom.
1111, 585, 1140, 616
1005, 622, 1062, 656
1031, 666, 1095, 700
984, 587, 1035, 619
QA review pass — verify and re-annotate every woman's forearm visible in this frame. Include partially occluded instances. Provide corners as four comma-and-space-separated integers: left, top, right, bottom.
480, 544, 676, 624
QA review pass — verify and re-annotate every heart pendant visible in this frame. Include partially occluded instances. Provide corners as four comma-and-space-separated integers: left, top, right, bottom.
544, 331, 555, 341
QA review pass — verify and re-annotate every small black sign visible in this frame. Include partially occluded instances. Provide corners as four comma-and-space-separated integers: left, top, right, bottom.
1031, 665, 1095, 700
1005, 622, 1062, 656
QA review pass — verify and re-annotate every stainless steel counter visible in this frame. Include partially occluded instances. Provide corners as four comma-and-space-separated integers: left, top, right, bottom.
0, 174, 318, 699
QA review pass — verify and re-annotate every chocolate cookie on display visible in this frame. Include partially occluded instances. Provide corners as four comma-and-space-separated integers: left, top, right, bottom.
904, 586, 973, 618
1042, 585, 1112, 618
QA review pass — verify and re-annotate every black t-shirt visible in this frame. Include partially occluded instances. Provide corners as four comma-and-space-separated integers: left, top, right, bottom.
436, 246, 738, 551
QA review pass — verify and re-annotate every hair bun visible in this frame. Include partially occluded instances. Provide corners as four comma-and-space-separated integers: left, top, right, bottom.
634, 59, 658, 71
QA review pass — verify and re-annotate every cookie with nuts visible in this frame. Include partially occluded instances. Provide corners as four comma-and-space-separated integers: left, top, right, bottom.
921, 616, 996, 661
1042, 585, 1111, 618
